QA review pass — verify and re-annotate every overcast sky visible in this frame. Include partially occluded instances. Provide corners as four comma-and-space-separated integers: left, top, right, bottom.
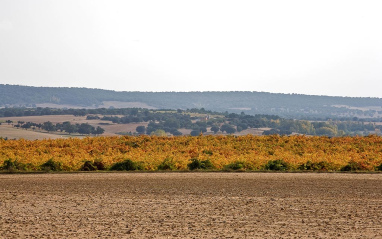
1, 0, 381, 97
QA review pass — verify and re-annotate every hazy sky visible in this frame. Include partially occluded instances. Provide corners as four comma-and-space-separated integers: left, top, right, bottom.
1, 0, 381, 97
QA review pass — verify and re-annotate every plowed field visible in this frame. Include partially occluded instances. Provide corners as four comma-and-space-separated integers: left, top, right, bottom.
1, 173, 382, 238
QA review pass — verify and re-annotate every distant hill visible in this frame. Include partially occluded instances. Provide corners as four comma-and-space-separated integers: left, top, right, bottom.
1, 84, 382, 119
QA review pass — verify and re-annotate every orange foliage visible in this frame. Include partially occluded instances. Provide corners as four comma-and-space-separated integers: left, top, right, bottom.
1, 135, 382, 171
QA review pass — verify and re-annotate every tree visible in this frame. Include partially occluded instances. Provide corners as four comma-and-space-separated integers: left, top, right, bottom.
210, 126, 220, 134
21, 122, 32, 130
61, 121, 75, 134
164, 118, 180, 129
315, 126, 337, 136
171, 130, 182, 136
130, 108, 139, 116
190, 130, 201, 136
220, 124, 236, 134
78, 123, 94, 135
64, 123, 77, 134
237, 123, 248, 132
42, 121, 56, 132
199, 127, 207, 133
94, 126, 105, 135
151, 129, 166, 136
136, 126, 146, 134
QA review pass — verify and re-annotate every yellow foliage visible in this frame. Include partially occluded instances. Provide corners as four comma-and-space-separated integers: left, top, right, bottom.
1, 135, 382, 171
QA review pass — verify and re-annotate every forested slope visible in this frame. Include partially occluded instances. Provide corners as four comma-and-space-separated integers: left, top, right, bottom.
1, 84, 382, 119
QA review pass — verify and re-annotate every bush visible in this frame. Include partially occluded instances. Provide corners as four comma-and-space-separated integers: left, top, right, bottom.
376, 163, 382, 171
109, 159, 141, 171
157, 158, 176, 170
40, 158, 62, 171
264, 159, 290, 171
225, 162, 244, 170
341, 160, 368, 171
190, 130, 201, 136
80, 161, 98, 171
298, 161, 332, 171
223, 161, 256, 171
224, 161, 250, 171
187, 158, 214, 170
80, 159, 106, 171
93, 159, 106, 170
1, 159, 26, 171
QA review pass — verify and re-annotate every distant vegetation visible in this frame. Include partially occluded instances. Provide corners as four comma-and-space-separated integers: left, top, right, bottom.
1, 84, 382, 119
1, 107, 382, 137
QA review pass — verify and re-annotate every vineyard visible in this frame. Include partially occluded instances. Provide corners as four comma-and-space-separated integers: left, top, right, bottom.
1, 135, 382, 172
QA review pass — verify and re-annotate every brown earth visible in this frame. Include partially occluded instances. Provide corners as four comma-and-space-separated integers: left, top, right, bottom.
1, 173, 382, 238
0, 125, 64, 140
0, 115, 148, 139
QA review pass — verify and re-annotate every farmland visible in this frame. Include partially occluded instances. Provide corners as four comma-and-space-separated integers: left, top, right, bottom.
1, 173, 382, 238
0, 115, 150, 140
1, 135, 382, 172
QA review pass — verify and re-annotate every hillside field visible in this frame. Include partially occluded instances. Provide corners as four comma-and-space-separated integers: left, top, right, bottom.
0, 114, 265, 140
0, 115, 149, 139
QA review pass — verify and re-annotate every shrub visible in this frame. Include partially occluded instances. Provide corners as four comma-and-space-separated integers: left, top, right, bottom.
223, 161, 256, 171
298, 161, 332, 171
93, 159, 106, 170
264, 159, 290, 171
157, 158, 176, 170
341, 160, 367, 171
80, 159, 106, 171
109, 159, 141, 171
224, 161, 245, 171
1, 159, 26, 171
80, 161, 98, 171
187, 158, 214, 170
40, 158, 62, 171
376, 163, 382, 171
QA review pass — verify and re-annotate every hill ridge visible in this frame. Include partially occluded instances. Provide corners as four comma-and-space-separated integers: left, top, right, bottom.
1, 84, 382, 119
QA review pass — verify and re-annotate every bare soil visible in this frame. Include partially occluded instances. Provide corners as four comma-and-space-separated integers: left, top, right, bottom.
1, 173, 382, 238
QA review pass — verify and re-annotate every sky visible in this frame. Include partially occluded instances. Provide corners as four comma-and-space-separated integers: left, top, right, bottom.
1, 0, 381, 97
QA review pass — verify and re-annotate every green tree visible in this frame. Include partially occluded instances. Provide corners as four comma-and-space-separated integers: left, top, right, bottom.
210, 126, 219, 134
78, 123, 94, 135
220, 124, 236, 134
63, 122, 77, 134
42, 121, 56, 132
136, 126, 146, 134
151, 129, 166, 136
94, 126, 105, 135
164, 118, 180, 129
190, 130, 201, 136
